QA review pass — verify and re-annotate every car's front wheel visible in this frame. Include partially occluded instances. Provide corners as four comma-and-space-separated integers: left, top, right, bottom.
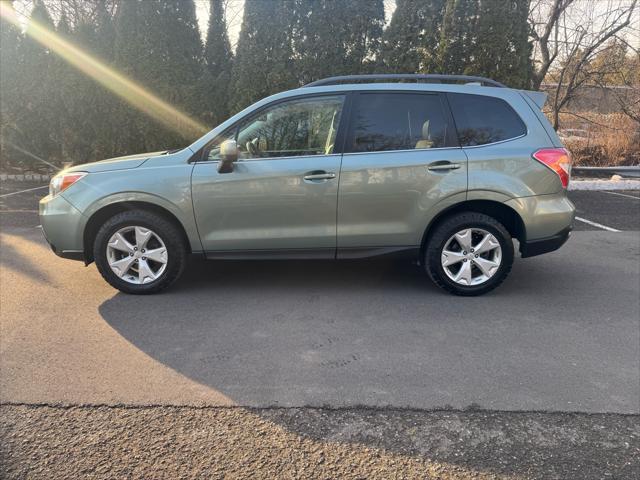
94, 210, 186, 294
425, 212, 514, 296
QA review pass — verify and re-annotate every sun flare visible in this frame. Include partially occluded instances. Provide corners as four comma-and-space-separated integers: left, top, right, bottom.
0, 2, 209, 139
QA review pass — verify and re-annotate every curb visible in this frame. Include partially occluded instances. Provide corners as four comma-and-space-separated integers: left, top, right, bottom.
569, 179, 640, 191
1, 174, 51, 182
572, 166, 640, 179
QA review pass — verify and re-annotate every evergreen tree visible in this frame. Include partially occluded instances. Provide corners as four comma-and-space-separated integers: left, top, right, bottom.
114, 0, 203, 152
438, 0, 477, 75
58, 8, 120, 164
437, 0, 532, 87
291, 0, 351, 84
204, 0, 232, 74
292, 0, 385, 83
201, 0, 233, 125
465, 0, 531, 88
381, 0, 445, 73
15, 0, 60, 168
342, 0, 385, 72
113, 0, 149, 153
1, 0, 540, 170
0, 0, 25, 170
93, 0, 116, 61
52, 10, 75, 162
85, 1, 120, 159
147, 0, 203, 111
230, 0, 297, 112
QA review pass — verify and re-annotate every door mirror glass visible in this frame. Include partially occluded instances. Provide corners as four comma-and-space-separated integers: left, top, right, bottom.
218, 139, 238, 173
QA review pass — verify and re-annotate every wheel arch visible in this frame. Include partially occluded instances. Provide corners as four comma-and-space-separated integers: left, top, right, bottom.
420, 199, 526, 254
83, 201, 192, 264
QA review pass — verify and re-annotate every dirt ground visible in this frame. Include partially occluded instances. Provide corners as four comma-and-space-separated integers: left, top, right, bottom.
1, 405, 638, 479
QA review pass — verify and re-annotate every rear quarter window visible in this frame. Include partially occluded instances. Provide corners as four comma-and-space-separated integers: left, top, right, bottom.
447, 93, 526, 146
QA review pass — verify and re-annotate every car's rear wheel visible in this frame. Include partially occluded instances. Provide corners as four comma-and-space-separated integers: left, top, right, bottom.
94, 210, 186, 294
425, 212, 514, 296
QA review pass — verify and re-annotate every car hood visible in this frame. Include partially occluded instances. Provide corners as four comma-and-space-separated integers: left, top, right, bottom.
66, 151, 168, 173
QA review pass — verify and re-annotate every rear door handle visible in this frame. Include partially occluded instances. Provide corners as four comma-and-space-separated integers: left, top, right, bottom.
303, 171, 336, 181
428, 162, 461, 171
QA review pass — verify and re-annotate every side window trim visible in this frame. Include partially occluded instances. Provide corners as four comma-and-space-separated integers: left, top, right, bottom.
196, 92, 349, 163
439, 91, 461, 148
343, 90, 460, 155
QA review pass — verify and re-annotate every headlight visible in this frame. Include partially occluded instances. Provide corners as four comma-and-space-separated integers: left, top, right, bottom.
49, 172, 87, 197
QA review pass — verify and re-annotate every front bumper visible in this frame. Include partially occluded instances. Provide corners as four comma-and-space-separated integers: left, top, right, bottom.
39, 193, 86, 261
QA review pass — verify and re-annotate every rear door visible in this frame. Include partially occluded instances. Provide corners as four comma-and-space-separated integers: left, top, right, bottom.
337, 91, 467, 254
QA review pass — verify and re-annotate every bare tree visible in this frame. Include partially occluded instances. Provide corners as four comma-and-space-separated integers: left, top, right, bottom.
529, 0, 577, 89
590, 39, 640, 124
13, 0, 116, 28
530, 0, 638, 128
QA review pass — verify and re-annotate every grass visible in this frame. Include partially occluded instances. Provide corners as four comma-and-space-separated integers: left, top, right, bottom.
551, 111, 640, 166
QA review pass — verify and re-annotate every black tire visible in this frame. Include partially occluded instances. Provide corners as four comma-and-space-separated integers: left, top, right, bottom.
93, 210, 186, 294
424, 212, 514, 296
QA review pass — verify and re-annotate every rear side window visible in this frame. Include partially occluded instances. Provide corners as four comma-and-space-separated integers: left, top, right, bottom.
447, 93, 526, 146
347, 93, 451, 152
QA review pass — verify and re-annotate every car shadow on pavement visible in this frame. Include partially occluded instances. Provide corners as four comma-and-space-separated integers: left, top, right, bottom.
0, 232, 52, 284
97, 253, 639, 479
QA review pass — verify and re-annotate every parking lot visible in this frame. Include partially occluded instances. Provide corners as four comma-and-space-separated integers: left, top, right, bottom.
1, 181, 639, 478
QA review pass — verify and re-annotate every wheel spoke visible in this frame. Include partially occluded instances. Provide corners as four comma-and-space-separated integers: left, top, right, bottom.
135, 227, 152, 250
144, 247, 167, 264
137, 259, 157, 284
454, 229, 472, 251
474, 233, 500, 255
473, 257, 499, 277
108, 232, 134, 254
453, 260, 472, 285
442, 249, 465, 267
109, 255, 136, 277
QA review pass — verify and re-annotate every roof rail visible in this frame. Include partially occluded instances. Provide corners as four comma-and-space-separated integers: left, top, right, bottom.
303, 74, 506, 88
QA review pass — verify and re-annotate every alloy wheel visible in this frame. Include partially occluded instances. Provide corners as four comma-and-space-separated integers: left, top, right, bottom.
441, 228, 502, 286
106, 226, 168, 284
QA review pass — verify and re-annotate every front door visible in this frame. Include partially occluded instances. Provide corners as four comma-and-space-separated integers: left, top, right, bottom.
192, 94, 346, 257
337, 91, 467, 253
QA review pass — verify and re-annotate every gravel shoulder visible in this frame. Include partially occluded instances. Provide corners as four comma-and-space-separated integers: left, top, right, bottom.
1, 404, 638, 480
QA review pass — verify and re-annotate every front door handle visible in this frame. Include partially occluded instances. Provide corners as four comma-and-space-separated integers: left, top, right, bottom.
303, 171, 336, 181
428, 162, 461, 171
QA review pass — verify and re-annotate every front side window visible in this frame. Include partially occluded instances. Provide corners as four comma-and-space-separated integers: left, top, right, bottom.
231, 95, 344, 160
347, 93, 450, 153
447, 93, 526, 146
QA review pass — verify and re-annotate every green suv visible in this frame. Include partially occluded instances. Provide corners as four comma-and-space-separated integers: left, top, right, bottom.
39, 74, 575, 296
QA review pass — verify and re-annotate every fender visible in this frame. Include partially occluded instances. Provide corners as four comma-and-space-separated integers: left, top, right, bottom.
76, 191, 203, 254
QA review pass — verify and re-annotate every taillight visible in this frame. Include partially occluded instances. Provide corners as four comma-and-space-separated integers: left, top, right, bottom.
532, 148, 572, 189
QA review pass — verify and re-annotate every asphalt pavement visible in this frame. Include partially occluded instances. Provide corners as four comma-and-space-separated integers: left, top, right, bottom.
1, 181, 639, 478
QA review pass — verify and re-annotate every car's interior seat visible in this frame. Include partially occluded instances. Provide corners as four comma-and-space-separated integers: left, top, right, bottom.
415, 119, 434, 149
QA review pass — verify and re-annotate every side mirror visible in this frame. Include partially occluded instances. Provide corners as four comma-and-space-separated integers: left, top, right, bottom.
218, 139, 238, 174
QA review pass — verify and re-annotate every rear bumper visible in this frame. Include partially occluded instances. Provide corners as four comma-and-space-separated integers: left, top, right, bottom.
520, 226, 571, 258
505, 192, 575, 258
